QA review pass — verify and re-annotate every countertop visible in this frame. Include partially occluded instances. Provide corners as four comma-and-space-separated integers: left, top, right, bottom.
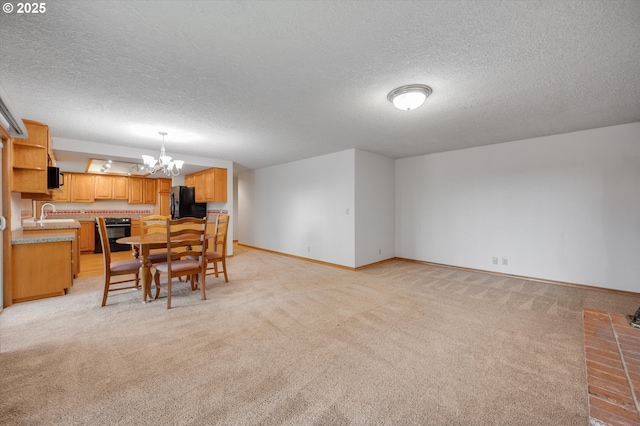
13, 219, 80, 245
12, 229, 76, 245
21, 219, 81, 231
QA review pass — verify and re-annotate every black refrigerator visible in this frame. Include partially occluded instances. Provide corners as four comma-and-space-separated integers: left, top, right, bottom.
170, 186, 207, 219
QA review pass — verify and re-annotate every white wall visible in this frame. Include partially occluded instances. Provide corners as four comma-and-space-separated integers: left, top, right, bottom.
10, 193, 28, 231
239, 150, 356, 267
396, 123, 640, 292
355, 150, 395, 267
233, 176, 238, 242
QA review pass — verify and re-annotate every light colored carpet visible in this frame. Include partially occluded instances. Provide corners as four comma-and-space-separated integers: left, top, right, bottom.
1, 245, 639, 425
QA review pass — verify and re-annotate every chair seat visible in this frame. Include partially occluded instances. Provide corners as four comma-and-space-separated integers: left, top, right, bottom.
186, 252, 222, 261
110, 259, 144, 273
147, 251, 177, 262
205, 252, 223, 261
155, 259, 200, 273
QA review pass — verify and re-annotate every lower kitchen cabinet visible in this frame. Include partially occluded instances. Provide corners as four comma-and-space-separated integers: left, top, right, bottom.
79, 221, 96, 253
23, 227, 80, 278
12, 240, 73, 302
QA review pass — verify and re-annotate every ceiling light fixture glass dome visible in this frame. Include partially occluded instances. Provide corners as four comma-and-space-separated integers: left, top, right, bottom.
387, 84, 433, 111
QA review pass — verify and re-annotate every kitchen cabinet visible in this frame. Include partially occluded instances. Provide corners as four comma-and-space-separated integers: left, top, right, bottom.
71, 174, 95, 203
11, 120, 50, 194
112, 176, 129, 199
184, 174, 195, 188
187, 167, 227, 203
158, 178, 171, 193
157, 178, 171, 216
22, 226, 80, 279
193, 171, 208, 202
79, 221, 96, 253
130, 177, 156, 204
12, 239, 73, 302
94, 175, 112, 199
128, 177, 144, 204
143, 179, 157, 204
95, 175, 129, 200
131, 219, 140, 237
159, 192, 171, 216
51, 173, 71, 202
214, 168, 227, 202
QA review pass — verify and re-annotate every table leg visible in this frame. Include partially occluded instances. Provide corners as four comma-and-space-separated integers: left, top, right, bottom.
139, 246, 152, 303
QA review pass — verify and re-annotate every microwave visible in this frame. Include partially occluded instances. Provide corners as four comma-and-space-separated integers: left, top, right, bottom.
47, 167, 64, 189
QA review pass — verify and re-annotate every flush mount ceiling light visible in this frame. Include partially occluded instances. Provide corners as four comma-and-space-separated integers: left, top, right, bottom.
141, 131, 185, 177
387, 84, 433, 111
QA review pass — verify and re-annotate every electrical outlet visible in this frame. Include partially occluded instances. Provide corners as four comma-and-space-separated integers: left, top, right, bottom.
492, 257, 498, 265
379, 248, 382, 255
502, 258, 508, 265
308, 247, 311, 253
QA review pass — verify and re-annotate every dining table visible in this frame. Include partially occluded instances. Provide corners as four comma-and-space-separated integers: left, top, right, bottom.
116, 233, 211, 303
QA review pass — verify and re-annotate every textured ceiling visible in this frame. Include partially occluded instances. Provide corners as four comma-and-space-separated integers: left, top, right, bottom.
1, 0, 639, 174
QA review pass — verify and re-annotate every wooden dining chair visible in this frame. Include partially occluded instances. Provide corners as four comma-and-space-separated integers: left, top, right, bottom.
97, 217, 144, 307
153, 217, 208, 309
205, 214, 230, 282
191, 215, 230, 286
139, 214, 174, 264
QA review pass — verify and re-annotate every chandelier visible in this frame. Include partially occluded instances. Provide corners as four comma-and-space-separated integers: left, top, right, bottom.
141, 132, 185, 176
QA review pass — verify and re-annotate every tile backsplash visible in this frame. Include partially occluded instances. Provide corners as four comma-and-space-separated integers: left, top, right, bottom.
22, 209, 228, 219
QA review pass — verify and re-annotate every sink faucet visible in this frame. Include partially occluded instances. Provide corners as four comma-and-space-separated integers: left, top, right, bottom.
40, 203, 57, 223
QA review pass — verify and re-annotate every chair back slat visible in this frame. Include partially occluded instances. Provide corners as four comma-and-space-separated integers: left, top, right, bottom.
212, 214, 229, 255
201, 214, 230, 283
154, 216, 208, 308
165, 217, 207, 269
140, 215, 170, 236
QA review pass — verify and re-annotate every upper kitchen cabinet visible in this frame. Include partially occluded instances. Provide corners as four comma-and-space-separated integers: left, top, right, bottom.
194, 171, 211, 202
71, 174, 95, 203
158, 178, 171, 193
187, 168, 227, 203
112, 176, 129, 199
11, 120, 50, 194
214, 168, 227, 202
94, 175, 112, 199
51, 173, 71, 202
157, 178, 171, 216
184, 174, 195, 188
128, 177, 156, 204
143, 179, 157, 204
95, 175, 129, 200
128, 177, 144, 204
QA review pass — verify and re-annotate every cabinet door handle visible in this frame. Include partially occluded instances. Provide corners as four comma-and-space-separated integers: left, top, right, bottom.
0, 216, 6, 231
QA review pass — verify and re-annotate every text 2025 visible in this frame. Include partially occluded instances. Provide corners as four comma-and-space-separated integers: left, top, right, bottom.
17, 3, 46, 13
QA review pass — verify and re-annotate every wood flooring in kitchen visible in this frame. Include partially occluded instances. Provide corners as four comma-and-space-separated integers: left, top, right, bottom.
78, 251, 134, 278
